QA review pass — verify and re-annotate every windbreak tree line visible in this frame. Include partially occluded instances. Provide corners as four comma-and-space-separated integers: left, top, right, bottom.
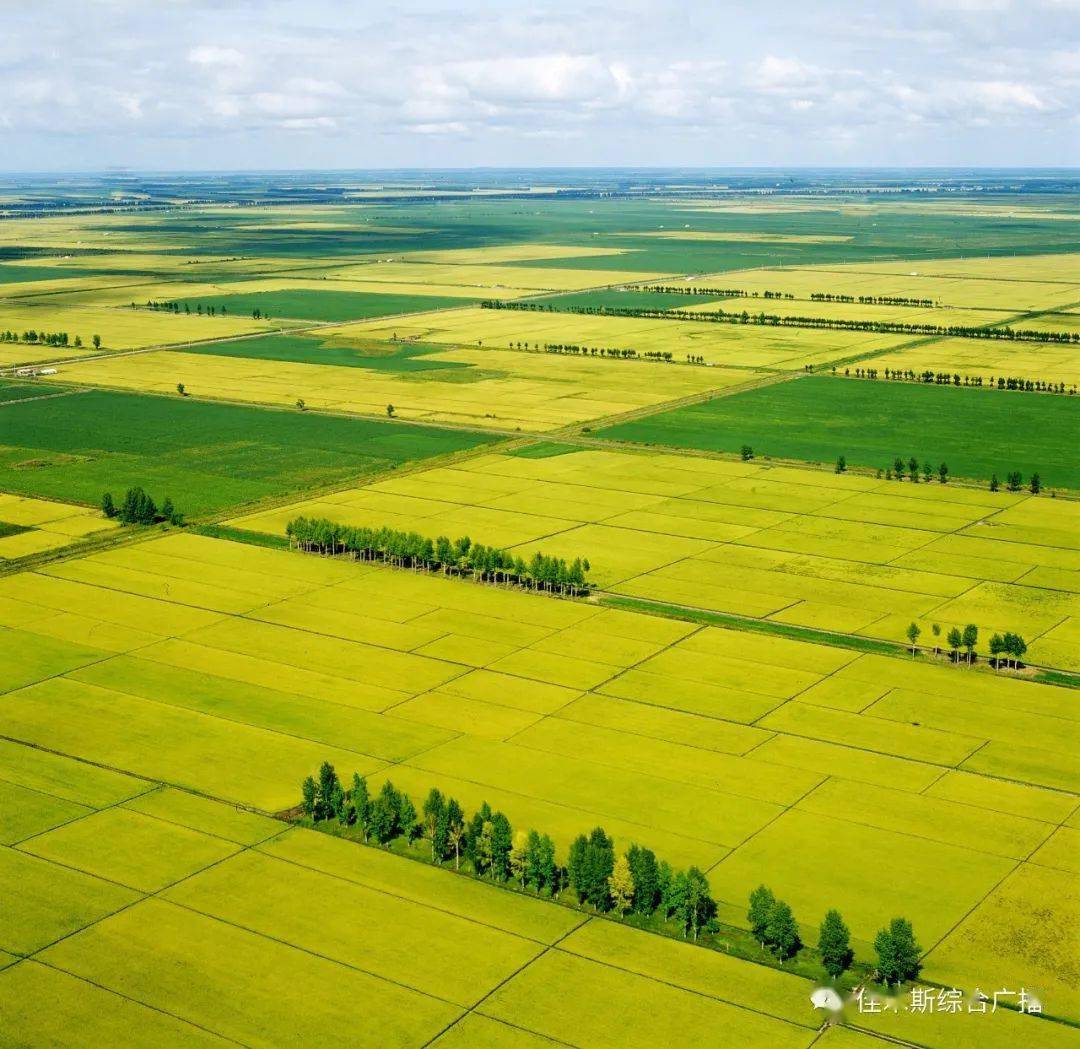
478, 299, 1078, 345
840, 365, 1074, 396
286, 516, 594, 596
1, 330, 89, 348
301, 763, 921, 985
300, 764, 718, 941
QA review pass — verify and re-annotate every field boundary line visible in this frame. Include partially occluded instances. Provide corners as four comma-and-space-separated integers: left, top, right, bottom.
420, 919, 588, 1049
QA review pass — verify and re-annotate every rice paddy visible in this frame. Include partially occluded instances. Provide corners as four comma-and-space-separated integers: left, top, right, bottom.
234, 447, 1080, 673
1, 185, 1077, 1046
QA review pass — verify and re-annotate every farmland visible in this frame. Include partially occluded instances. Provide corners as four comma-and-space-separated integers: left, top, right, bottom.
0, 176, 1077, 1047
234, 446, 1080, 673
0, 387, 497, 515
0, 529, 1077, 1042
596, 374, 1080, 490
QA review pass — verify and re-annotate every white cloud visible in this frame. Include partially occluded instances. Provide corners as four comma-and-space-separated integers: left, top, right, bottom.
0, 0, 1074, 166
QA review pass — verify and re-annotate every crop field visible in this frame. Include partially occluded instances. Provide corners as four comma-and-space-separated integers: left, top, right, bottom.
0, 387, 497, 514
325, 306, 917, 371
34, 345, 752, 432
1, 183, 1078, 1047
596, 374, 1080, 489
235, 446, 1080, 673
0, 529, 1075, 1028
0, 492, 119, 561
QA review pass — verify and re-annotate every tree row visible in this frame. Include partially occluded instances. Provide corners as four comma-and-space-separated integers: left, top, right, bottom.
301, 763, 922, 986
285, 516, 593, 595
839, 366, 1075, 396
479, 300, 1076, 345
1, 330, 100, 349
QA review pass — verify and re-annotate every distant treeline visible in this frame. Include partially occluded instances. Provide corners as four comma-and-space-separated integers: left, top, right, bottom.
139, 299, 270, 320
839, 365, 1075, 395
286, 517, 593, 595
649, 285, 938, 308
1, 330, 97, 348
480, 300, 1076, 344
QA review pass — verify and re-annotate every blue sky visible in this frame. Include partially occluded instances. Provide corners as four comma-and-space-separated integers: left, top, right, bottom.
1, 0, 1076, 169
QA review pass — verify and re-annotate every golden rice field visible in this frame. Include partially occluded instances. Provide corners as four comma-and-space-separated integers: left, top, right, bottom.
35, 346, 751, 431
6, 780, 1062, 1048
327, 306, 915, 370
0, 528, 1076, 1033
658, 254, 1080, 312
0, 301, 272, 359
236, 447, 1080, 673
0, 493, 119, 561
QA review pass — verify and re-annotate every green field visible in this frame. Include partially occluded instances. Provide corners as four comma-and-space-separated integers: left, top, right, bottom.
172, 288, 470, 322
0, 389, 497, 515
2, 178, 1079, 1047
596, 375, 1080, 489
185, 333, 475, 372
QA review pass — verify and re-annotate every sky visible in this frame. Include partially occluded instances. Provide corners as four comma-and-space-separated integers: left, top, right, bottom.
1, 0, 1077, 170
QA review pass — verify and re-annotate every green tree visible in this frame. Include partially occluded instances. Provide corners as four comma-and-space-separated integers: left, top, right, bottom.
524, 831, 557, 893
818, 909, 853, 979
296, 398, 306, 411
905, 621, 921, 656
681, 867, 716, 942
765, 900, 801, 961
92, 334, 101, 349
874, 918, 921, 986
931, 622, 941, 655
422, 788, 446, 861
176, 382, 185, 396
1030, 473, 1041, 495
351, 773, 370, 840
989, 632, 1005, 668
740, 445, 754, 461
300, 775, 317, 817
946, 626, 963, 663
908, 456, 919, 482
608, 854, 635, 915
627, 844, 660, 915
101, 492, 116, 518
160, 497, 174, 524
386, 404, 395, 417
961, 623, 979, 664
509, 830, 529, 886
938, 462, 948, 484
835, 455, 846, 474
1006, 470, 1023, 492
119, 486, 157, 525
748, 884, 776, 948
922, 461, 933, 483
316, 761, 340, 822
990, 473, 1000, 492
893, 456, 904, 479
490, 812, 514, 880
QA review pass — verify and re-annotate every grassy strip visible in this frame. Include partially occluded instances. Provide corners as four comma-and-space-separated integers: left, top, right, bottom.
599, 594, 1080, 690
192, 523, 291, 550
600, 594, 898, 656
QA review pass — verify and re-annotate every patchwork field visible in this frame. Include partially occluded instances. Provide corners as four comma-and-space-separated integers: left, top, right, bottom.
235, 446, 1080, 673
0, 493, 119, 561
35, 345, 752, 432
596, 374, 1080, 489
2, 184, 1078, 1047
0, 529, 1075, 1033
327, 306, 917, 371
0, 387, 497, 515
